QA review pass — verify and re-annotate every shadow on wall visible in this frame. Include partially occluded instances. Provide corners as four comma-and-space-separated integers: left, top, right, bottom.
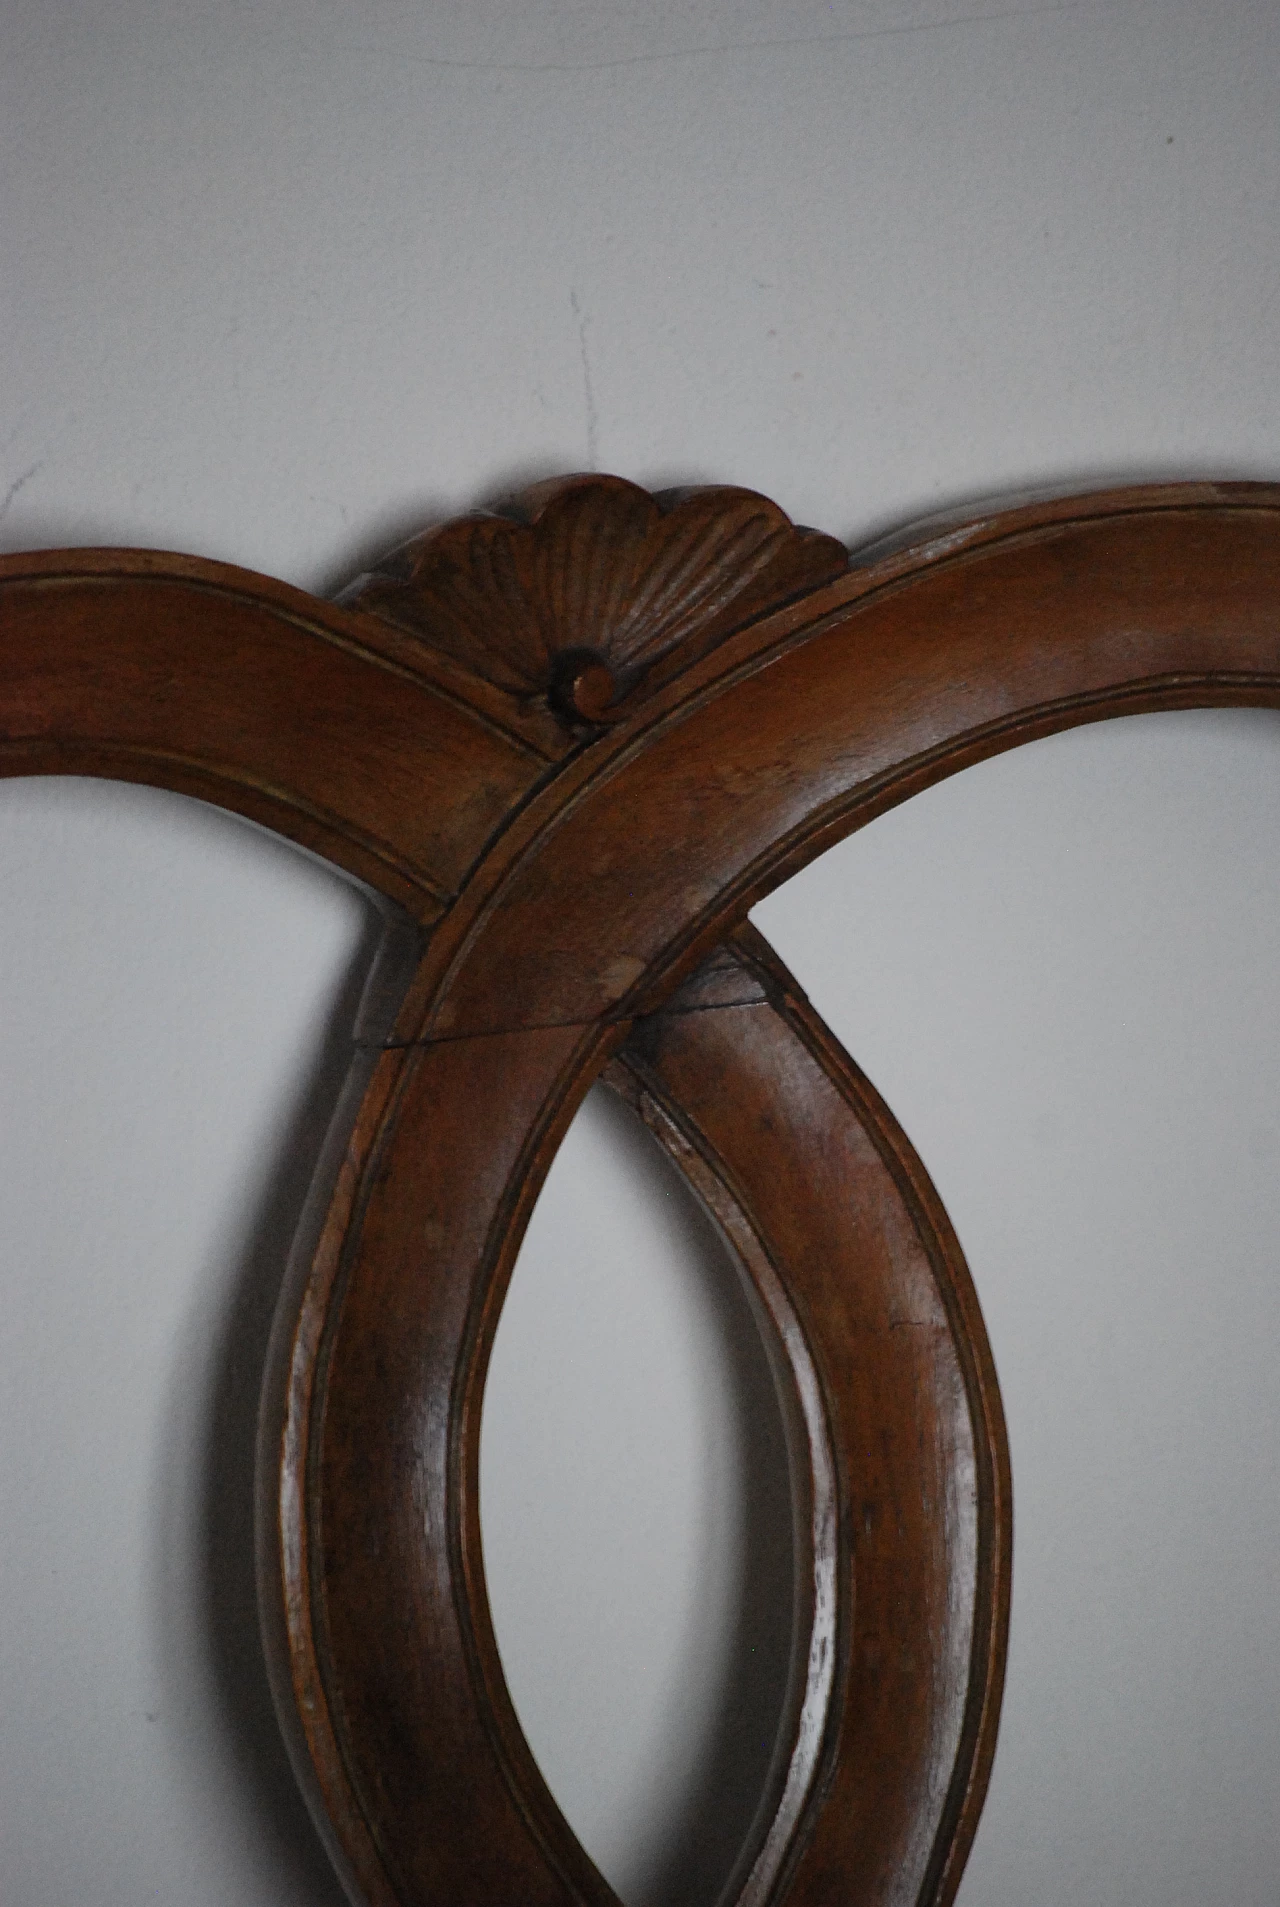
154, 903, 386, 1906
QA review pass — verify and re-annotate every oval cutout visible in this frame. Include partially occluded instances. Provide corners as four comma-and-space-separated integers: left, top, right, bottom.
479, 1086, 796, 1907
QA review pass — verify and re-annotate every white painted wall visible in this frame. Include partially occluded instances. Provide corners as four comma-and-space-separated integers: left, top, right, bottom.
2, 2, 1279, 1903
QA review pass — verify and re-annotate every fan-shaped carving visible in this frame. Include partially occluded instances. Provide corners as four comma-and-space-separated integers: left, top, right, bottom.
339, 475, 848, 722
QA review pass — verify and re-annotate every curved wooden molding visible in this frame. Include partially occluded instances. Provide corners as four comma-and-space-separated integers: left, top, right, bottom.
3, 475, 1279, 1907
608, 922, 1008, 1907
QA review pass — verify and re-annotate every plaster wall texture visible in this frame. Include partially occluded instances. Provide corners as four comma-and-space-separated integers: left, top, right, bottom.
2, 2, 1279, 1903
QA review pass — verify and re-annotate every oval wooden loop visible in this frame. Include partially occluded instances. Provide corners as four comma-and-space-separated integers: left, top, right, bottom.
605, 921, 1008, 1907
3, 478, 1279, 1906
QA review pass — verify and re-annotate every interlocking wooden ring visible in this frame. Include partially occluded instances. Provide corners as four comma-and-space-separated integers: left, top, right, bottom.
4, 476, 1278, 1905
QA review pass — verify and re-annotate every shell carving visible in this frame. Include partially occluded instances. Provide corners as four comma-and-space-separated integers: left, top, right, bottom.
340, 475, 848, 724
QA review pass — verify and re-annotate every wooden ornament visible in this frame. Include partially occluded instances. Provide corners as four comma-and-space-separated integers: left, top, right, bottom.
3, 476, 1277, 1905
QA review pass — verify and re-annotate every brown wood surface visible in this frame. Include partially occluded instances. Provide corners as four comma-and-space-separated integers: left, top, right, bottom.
3, 475, 1279, 1906
607, 922, 1007, 1907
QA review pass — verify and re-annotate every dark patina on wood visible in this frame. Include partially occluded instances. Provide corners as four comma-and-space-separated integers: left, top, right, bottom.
3, 475, 1278, 1906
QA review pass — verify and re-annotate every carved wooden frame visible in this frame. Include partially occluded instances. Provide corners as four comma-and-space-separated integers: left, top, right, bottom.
3, 475, 1278, 1906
